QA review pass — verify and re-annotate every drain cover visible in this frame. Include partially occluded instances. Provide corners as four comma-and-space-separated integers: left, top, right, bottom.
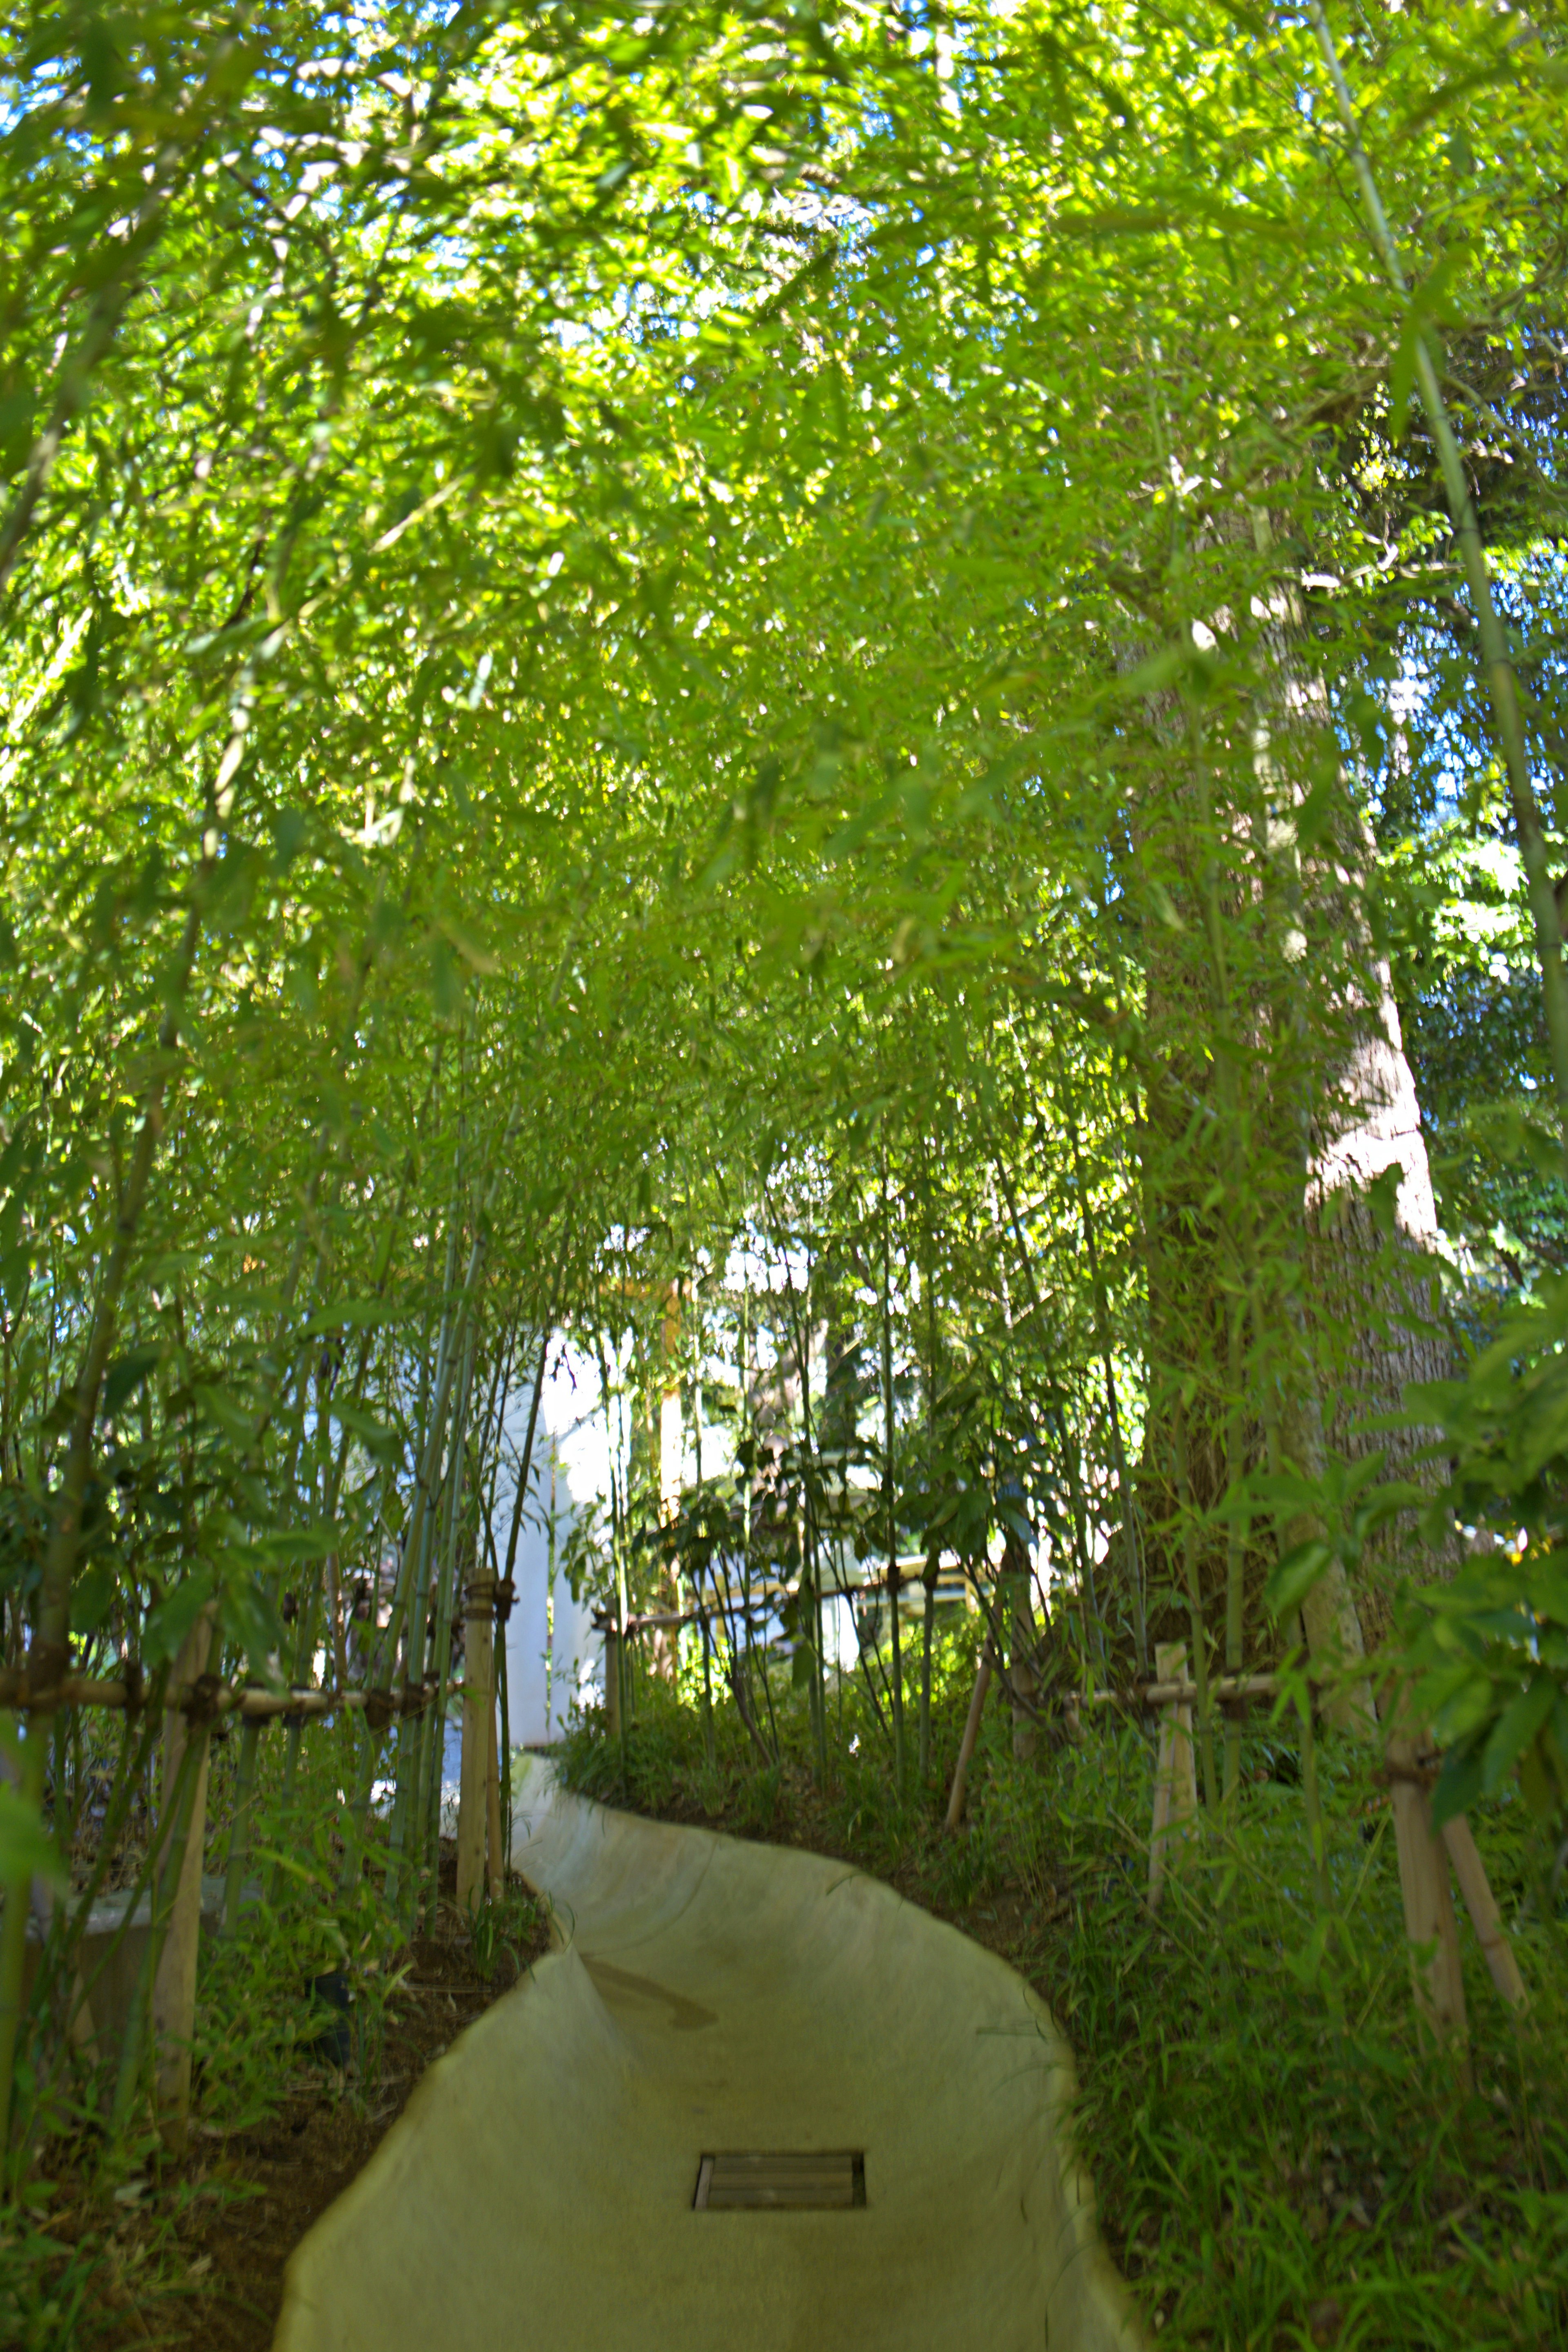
693, 2151, 866, 2210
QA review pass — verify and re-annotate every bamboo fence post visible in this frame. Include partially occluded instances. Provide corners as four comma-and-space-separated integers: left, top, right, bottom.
944, 1639, 994, 1830
1385, 1688, 1470, 2076
1441, 1813, 1526, 2013
151, 1603, 219, 2154
1147, 1639, 1196, 1915
455, 1571, 495, 1914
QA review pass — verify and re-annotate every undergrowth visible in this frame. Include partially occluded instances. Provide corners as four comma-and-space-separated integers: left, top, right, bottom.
558, 1618, 1568, 2351
1, 1711, 543, 2347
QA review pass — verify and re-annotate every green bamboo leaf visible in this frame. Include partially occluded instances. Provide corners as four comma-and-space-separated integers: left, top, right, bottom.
1430, 1743, 1485, 1831
1264, 1538, 1332, 1620
330, 1402, 401, 1461
300, 1299, 391, 1338
220, 1581, 287, 1680
144, 1574, 216, 1666
248, 1527, 341, 1566
192, 1382, 256, 1444
1481, 1672, 1558, 1796
429, 933, 463, 1022
104, 1346, 162, 1419
443, 921, 500, 976
70, 1559, 116, 1637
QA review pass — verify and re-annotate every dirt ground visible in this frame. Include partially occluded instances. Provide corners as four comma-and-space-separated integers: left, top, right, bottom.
32, 1856, 554, 2352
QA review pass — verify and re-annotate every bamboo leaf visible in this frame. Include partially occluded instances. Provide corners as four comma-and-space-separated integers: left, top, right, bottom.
104, 1345, 163, 1418
300, 1299, 392, 1338
1482, 1672, 1557, 1795
144, 1574, 216, 1666
1264, 1538, 1332, 1620
192, 1382, 256, 1445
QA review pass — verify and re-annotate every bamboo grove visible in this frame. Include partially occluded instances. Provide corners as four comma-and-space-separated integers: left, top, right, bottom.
2, 0, 1568, 2229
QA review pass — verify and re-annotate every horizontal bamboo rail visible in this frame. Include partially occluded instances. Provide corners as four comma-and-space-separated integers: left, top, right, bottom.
1092, 1671, 1284, 1708
0, 1670, 477, 1721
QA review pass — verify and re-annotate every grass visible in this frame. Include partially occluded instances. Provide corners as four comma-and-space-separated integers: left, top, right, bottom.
557, 1618, 1568, 2351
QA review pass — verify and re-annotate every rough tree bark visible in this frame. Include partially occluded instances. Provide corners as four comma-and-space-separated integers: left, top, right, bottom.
1132, 511, 1449, 1690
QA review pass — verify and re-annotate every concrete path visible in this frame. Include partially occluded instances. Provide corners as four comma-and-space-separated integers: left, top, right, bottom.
274, 1759, 1145, 2351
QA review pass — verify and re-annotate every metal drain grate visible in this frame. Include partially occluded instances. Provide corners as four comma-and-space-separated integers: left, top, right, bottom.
693, 2151, 866, 2211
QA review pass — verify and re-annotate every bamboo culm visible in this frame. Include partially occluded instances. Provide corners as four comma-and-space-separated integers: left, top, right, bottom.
367, 1102, 521, 1886
417, 1324, 478, 1915
880, 1155, 905, 1793
1172, 1392, 1221, 1812
1059, 1083, 1147, 1676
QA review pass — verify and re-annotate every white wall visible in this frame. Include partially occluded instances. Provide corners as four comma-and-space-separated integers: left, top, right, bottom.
492, 1389, 600, 1748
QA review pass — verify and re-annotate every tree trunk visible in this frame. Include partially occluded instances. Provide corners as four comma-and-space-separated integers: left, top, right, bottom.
1130, 501, 1449, 1694
1305, 950, 1450, 1650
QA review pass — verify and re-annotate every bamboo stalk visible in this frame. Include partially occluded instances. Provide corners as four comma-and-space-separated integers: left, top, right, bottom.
773, 1237, 829, 1784
918, 1566, 938, 1783
919, 1189, 941, 1785
1007, 1554, 1038, 1767
880, 1149, 905, 1793
1172, 1395, 1220, 1811
1222, 1303, 1247, 1805
993, 1158, 1105, 1659
498, 1309, 558, 1637
498, 1578, 514, 1879
382, 1219, 463, 1905
224, 924, 417, 1927
416, 1322, 477, 1908
944, 1640, 994, 1830
377, 1105, 521, 1898
485, 1684, 503, 1902
1056, 1059, 1147, 1675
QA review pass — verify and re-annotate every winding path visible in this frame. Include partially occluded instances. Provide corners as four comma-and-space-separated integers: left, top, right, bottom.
274, 1760, 1144, 2351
